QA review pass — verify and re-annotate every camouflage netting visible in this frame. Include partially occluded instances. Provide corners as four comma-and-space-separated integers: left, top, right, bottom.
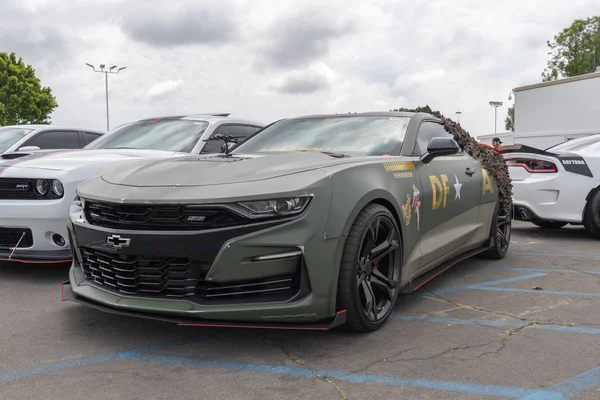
440, 116, 513, 215
393, 107, 513, 215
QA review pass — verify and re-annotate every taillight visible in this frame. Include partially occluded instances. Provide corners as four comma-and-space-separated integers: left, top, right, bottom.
505, 158, 557, 173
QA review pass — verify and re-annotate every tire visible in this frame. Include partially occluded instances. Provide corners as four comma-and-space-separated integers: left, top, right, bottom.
532, 221, 568, 229
337, 204, 402, 332
583, 187, 600, 239
481, 198, 512, 259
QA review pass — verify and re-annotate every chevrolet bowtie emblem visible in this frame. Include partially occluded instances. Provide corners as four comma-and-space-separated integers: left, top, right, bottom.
105, 234, 131, 249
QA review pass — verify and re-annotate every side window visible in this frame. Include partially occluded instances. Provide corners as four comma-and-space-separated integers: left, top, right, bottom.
201, 125, 258, 153
413, 122, 455, 155
84, 132, 103, 145
21, 130, 81, 150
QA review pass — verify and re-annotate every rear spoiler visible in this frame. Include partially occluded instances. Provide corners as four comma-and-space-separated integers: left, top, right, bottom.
498, 144, 557, 157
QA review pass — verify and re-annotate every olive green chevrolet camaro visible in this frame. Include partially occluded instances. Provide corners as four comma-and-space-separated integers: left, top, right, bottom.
62, 112, 511, 332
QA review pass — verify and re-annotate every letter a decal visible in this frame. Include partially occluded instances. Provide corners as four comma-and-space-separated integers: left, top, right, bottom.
482, 168, 494, 195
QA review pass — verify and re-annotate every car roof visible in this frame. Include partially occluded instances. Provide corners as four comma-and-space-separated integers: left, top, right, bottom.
135, 113, 264, 126
0, 124, 48, 129
287, 111, 417, 118
547, 133, 600, 151
0, 125, 106, 134
280, 111, 431, 121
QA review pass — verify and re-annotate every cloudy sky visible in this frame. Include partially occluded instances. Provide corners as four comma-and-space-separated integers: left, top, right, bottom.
2, 0, 598, 137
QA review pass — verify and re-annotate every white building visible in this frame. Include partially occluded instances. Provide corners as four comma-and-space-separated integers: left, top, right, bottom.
478, 69, 600, 148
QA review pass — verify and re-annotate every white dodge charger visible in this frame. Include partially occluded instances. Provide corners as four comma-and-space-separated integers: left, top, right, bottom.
501, 133, 600, 238
0, 113, 263, 263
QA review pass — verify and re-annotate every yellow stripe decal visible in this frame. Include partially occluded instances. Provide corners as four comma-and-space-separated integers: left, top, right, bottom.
383, 161, 415, 172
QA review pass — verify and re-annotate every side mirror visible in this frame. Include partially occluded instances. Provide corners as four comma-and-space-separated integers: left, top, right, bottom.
420, 137, 460, 163
18, 146, 41, 152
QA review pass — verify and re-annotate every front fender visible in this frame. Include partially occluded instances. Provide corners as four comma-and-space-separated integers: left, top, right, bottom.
325, 188, 403, 241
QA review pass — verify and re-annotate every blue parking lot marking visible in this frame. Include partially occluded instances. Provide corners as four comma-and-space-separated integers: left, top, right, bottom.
490, 266, 600, 275
520, 365, 600, 399
121, 352, 553, 398
472, 286, 600, 297
391, 316, 600, 335
511, 251, 600, 259
0, 337, 558, 398
2, 251, 599, 398
0, 335, 220, 383
0, 351, 133, 383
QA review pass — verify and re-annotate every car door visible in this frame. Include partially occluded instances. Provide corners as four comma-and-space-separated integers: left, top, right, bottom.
19, 130, 82, 150
410, 120, 483, 268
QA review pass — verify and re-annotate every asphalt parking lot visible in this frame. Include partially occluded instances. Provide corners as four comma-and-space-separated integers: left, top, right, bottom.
2, 221, 600, 400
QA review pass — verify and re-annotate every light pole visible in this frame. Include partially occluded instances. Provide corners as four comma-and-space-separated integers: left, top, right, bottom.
86, 63, 126, 131
488, 101, 503, 135
455, 111, 462, 123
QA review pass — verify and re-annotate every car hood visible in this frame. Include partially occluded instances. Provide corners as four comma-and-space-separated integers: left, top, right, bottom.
0, 148, 184, 171
101, 152, 368, 187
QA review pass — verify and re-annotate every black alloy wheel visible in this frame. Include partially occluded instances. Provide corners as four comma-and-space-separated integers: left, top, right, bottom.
482, 199, 512, 259
583, 188, 600, 239
337, 204, 402, 332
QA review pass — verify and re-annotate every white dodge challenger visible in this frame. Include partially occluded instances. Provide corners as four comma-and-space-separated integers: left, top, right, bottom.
501, 133, 600, 238
0, 113, 263, 263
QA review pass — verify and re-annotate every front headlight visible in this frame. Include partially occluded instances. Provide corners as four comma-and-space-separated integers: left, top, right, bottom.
235, 196, 312, 219
33, 179, 64, 198
34, 179, 50, 195
51, 180, 64, 197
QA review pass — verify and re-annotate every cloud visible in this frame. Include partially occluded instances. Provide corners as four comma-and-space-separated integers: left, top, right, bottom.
0, 2, 77, 69
271, 63, 336, 94
146, 80, 184, 98
257, 6, 358, 69
118, 0, 240, 48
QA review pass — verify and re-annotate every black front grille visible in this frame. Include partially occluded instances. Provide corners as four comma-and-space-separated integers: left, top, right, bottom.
79, 248, 302, 303
80, 248, 210, 297
0, 178, 37, 199
0, 228, 33, 249
84, 200, 248, 231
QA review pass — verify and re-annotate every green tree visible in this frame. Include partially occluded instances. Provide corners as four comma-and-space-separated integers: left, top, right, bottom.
0, 52, 58, 126
542, 16, 600, 81
504, 105, 514, 131
391, 105, 442, 118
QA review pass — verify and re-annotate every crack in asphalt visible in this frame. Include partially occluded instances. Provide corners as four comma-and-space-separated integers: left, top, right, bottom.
423, 288, 535, 325
387, 341, 502, 363
342, 347, 419, 375
557, 262, 600, 285
420, 287, 563, 348
261, 335, 348, 399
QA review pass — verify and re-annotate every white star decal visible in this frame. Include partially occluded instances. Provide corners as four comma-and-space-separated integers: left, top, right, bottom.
454, 174, 462, 200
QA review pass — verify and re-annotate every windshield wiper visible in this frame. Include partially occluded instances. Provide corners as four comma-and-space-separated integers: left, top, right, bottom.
321, 151, 349, 158
203, 134, 246, 155
107, 146, 137, 150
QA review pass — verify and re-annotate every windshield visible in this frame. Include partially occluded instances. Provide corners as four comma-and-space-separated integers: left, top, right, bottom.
546, 134, 600, 152
84, 119, 209, 152
0, 127, 33, 153
232, 116, 411, 156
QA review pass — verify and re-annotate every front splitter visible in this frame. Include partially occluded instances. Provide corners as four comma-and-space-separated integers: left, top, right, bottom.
61, 282, 347, 331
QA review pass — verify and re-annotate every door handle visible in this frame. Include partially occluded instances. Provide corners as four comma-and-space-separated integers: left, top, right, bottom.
465, 167, 475, 176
